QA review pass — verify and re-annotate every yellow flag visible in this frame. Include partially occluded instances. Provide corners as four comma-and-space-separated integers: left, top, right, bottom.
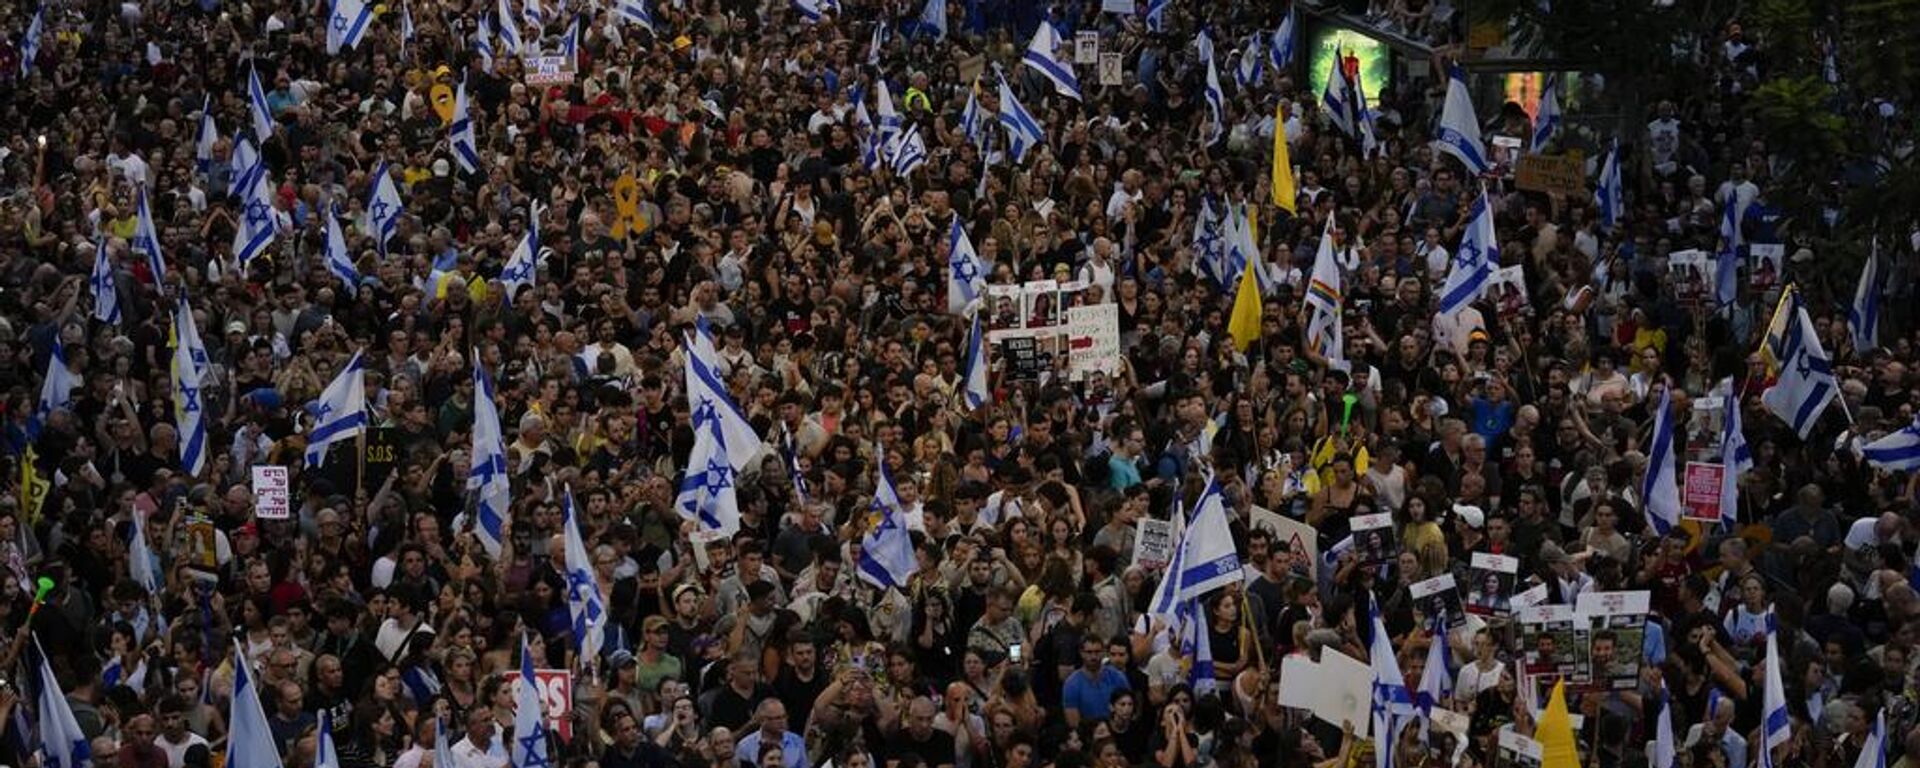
1270, 103, 1296, 214
1538, 680, 1582, 768
1758, 283, 1798, 375
1227, 252, 1263, 352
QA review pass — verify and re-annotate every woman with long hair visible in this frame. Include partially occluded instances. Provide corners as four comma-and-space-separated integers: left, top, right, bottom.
336, 701, 406, 768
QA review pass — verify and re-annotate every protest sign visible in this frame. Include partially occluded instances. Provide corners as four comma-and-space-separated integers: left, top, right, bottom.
251, 466, 289, 520
1514, 154, 1584, 197
1066, 303, 1121, 381
1131, 517, 1175, 571
1683, 463, 1725, 522
1249, 507, 1317, 581
1576, 591, 1650, 691
999, 337, 1044, 382
987, 285, 1023, 334
1098, 53, 1123, 86
1750, 242, 1783, 289
508, 669, 575, 739
1351, 512, 1396, 566
1466, 552, 1519, 617
1517, 604, 1584, 681
523, 56, 577, 86
1490, 264, 1529, 317
1075, 31, 1099, 64
1278, 649, 1373, 737
1412, 573, 1466, 629
1667, 249, 1709, 304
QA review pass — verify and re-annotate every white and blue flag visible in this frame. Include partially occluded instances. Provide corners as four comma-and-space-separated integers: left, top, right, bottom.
875, 80, 903, 155
1851, 242, 1883, 353
497, 0, 524, 55
616, 0, 654, 29
92, 237, 120, 325
684, 317, 761, 470
326, 0, 374, 55
793, 0, 830, 24
1438, 188, 1498, 315
996, 76, 1044, 163
468, 355, 510, 557
1174, 476, 1242, 598
1415, 617, 1452, 715
1721, 393, 1752, 522
499, 205, 540, 300
196, 95, 219, 178
1530, 76, 1560, 154
1760, 610, 1788, 768
889, 123, 928, 177
1369, 601, 1415, 768
232, 161, 278, 265
1762, 304, 1838, 439
172, 294, 209, 476
1233, 35, 1262, 89
1434, 66, 1487, 174
562, 486, 607, 670
1145, 498, 1188, 626
434, 718, 456, 768
1855, 708, 1887, 768
512, 634, 549, 768
1202, 47, 1225, 146
674, 408, 741, 534
1650, 682, 1677, 768
1269, 7, 1296, 72
28, 336, 77, 441
314, 710, 339, 768
134, 185, 166, 286
1143, 0, 1169, 33
473, 16, 496, 73
947, 217, 986, 315
400, 3, 415, 59
1715, 199, 1742, 309
129, 508, 160, 594
522, 0, 544, 35
1321, 54, 1356, 139
1641, 386, 1682, 536
19, 4, 43, 78
561, 15, 578, 61
1863, 417, 1920, 472
229, 135, 260, 198
227, 643, 285, 768
1176, 588, 1215, 694
857, 444, 917, 590
303, 351, 367, 468
962, 312, 989, 410
914, 0, 946, 39
451, 79, 481, 174
247, 65, 275, 142
325, 205, 361, 297
34, 638, 90, 768
1596, 139, 1624, 232
364, 162, 403, 255
959, 81, 987, 149
1022, 22, 1082, 101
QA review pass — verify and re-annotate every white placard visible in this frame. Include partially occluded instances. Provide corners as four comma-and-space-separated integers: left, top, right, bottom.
1410, 573, 1458, 599
1575, 590, 1651, 617
1278, 649, 1374, 737
1132, 517, 1175, 571
1098, 53, 1123, 86
1101, 0, 1133, 13
1066, 302, 1121, 381
1075, 31, 1100, 64
251, 466, 290, 520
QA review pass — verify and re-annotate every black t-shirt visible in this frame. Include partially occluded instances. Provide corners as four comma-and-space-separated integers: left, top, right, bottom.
699, 683, 773, 732
885, 727, 956, 768
773, 667, 829, 731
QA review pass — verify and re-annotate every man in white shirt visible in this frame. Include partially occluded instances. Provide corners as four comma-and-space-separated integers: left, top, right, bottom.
155, 697, 210, 768
452, 708, 510, 768
1453, 628, 1504, 703
1104, 170, 1143, 222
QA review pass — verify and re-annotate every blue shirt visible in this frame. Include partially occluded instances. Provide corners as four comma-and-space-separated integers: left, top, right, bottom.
1062, 666, 1130, 721
735, 729, 808, 768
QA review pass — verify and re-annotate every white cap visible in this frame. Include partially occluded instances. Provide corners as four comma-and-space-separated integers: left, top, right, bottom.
1453, 504, 1485, 529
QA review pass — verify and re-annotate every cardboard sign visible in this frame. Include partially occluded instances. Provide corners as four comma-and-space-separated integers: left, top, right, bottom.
1074, 31, 1099, 64
251, 466, 290, 520
1466, 552, 1519, 617
1683, 462, 1725, 522
507, 669, 575, 740
1250, 507, 1317, 581
1667, 249, 1709, 304
523, 56, 577, 86
999, 336, 1044, 381
183, 513, 220, 573
1412, 573, 1467, 628
1514, 154, 1584, 197
1097, 53, 1123, 86
957, 54, 987, 86
1490, 264, 1529, 317
1132, 518, 1175, 571
1576, 591, 1651, 691
326, 426, 398, 493
1277, 649, 1374, 737
1066, 303, 1120, 381
1351, 512, 1396, 566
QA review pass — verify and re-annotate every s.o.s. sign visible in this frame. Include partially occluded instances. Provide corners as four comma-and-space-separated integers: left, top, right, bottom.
508, 669, 575, 740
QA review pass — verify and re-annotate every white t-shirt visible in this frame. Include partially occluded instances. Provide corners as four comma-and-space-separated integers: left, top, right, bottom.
1844, 517, 1882, 551
1454, 660, 1502, 702
157, 732, 210, 768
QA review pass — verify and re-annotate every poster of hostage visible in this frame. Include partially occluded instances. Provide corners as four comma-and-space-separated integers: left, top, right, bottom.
1577, 591, 1650, 691
1517, 603, 1588, 684
1467, 552, 1519, 618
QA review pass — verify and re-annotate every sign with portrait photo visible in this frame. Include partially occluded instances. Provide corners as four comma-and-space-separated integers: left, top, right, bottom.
1466, 552, 1519, 618
1411, 573, 1466, 629
1576, 591, 1650, 691
1351, 512, 1397, 567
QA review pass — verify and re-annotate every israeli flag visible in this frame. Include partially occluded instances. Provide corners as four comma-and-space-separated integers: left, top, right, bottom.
946, 217, 986, 315
1143, 0, 1169, 32
962, 312, 989, 410
1596, 139, 1624, 232
1856, 708, 1887, 768
364, 162, 403, 255
434, 718, 456, 768
959, 84, 987, 150
1368, 601, 1415, 768
1851, 242, 1883, 353
34, 638, 91, 768
1715, 200, 1742, 309
684, 317, 761, 470
172, 294, 209, 476
473, 17, 496, 73
497, 0, 524, 55
1433, 66, 1487, 175
468, 356, 511, 557
616, 0, 654, 29
1863, 417, 1920, 472
1269, 7, 1295, 72
1176, 589, 1215, 694
451, 79, 481, 175
875, 80, 903, 156
561, 486, 607, 669
134, 185, 167, 286
857, 444, 917, 590
1144, 498, 1188, 626
1438, 188, 1498, 315
19, 4, 42, 77
1762, 304, 1838, 439
196, 95, 219, 178
996, 76, 1044, 164
326, 0, 374, 55
674, 410, 741, 534
1721, 394, 1751, 522
1321, 55, 1355, 139
1202, 48, 1225, 146
866, 23, 885, 67
857, 104, 882, 172
129, 508, 160, 594
781, 428, 810, 507
522, 0, 544, 34
314, 710, 339, 768
1175, 476, 1242, 598
915, 0, 946, 39
889, 123, 928, 177
1352, 66, 1379, 158
499, 205, 540, 301
247, 65, 275, 142
512, 635, 549, 768
400, 3, 415, 58
229, 135, 260, 198
91, 238, 120, 325
325, 205, 361, 298
232, 162, 278, 265
1234, 35, 1262, 89
28, 336, 77, 441
1640, 387, 1682, 536
561, 15, 578, 61
1194, 28, 1214, 65
1415, 616, 1452, 715
227, 643, 286, 768
1531, 76, 1560, 153
793, 0, 828, 23
303, 351, 367, 468
1760, 611, 1788, 768
1022, 22, 1082, 101
1649, 682, 1677, 768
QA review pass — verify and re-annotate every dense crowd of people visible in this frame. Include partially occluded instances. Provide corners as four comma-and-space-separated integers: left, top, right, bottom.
0, 0, 1915, 767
